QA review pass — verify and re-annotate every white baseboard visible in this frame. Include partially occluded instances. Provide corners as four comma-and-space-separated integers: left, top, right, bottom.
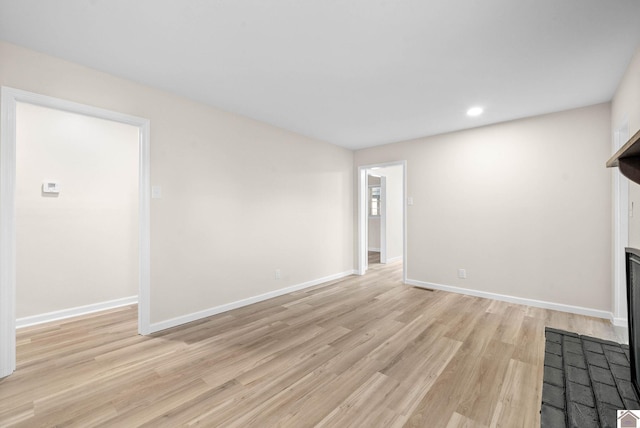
385, 256, 403, 263
149, 270, 356, 334
405, 278, 612, 320
368, 248, 380, 252
612, 316, 629, 344
612, 316, 628, 328
16, 295, 138, 329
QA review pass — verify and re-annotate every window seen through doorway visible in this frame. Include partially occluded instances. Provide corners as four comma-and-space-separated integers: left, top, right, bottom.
370, 186, 381, 216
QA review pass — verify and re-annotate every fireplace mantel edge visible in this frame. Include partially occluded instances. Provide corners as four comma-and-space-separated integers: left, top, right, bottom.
608, 128, 640, 185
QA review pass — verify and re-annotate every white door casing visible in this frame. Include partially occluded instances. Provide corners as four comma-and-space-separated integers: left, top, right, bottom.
0, 87, 151, 378
613, 121, 630, 328
357, 161, 407, 282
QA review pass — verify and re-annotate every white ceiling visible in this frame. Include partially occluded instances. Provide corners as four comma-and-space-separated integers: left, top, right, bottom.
1, 1, 640, 150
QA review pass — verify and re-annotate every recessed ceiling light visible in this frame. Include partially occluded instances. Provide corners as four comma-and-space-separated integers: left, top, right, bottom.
467, 106, 484, 117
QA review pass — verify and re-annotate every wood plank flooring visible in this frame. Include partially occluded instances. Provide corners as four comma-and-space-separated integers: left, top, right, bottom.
0, 262, 618, 427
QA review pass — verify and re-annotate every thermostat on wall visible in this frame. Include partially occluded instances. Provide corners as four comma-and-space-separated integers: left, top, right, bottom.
42, 181, 60, 194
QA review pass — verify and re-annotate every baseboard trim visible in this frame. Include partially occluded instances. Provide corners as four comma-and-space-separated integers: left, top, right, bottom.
612, 316, 629, 343
16, 295, 138, 329
385, 256, 403, 263
149, 270, 357, 334
405, 278, 612, 320
368, 248, 380, 252
612, 316, 628, 328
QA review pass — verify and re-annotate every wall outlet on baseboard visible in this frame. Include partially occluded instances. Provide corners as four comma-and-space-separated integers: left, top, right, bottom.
275, 269, 281, 280
457, 269, 467, 279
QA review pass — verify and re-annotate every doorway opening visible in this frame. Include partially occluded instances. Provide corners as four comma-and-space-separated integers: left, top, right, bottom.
0, 87, 151, 378
367, 174, 383, 266
357, 161, 407, 282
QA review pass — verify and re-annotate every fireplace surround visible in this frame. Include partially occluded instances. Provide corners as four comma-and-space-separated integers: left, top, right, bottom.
607, 128, 640, 399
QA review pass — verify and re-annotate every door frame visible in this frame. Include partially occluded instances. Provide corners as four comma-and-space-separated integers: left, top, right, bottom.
0, 87, 151, 378
613, 120, 630, 328
357, 161, 407, 282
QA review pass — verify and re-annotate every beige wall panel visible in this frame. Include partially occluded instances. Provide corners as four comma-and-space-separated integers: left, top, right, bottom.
355, 104, 611, 311
1, 41, 354, 324
16, 103, 139, 317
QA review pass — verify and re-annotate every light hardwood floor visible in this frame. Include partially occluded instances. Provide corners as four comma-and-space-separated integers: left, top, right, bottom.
0, 262, 618, 427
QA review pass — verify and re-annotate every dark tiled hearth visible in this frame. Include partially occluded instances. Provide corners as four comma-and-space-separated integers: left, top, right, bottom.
541, 327, 640, 428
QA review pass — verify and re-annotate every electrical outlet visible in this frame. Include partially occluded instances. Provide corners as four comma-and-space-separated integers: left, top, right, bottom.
457, 269, 467, 279
275, 269, 281, 280
151, 185, 162, 199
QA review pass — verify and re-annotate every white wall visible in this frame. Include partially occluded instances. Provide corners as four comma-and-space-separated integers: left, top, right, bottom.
355, 103, 612, 312
0, 41, 354, 326
612, 46, 640, 247
368, 217, 380, 251
380, 165, 403, 262
16, 102, 138, 318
